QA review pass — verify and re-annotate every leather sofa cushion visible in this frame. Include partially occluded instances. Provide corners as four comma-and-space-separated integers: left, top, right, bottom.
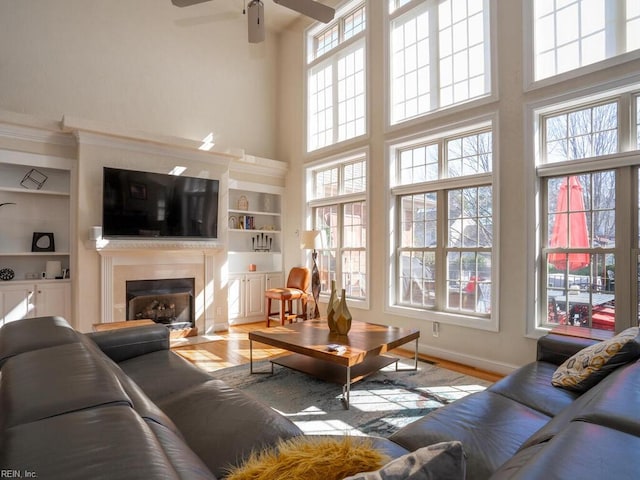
389, 391, 550, 480
536, 333, 598, 365
78, 334, 184, 436
0, 406, 216, 480
157, 379, 303, 479
1, 342, 131, 428
0, 316, 79, 366
87, 324, 169, 363
518, 359, 640, 450
119, 349, 214, 401
492, 422, 640, 479
566, 359, 640, 436
488, 361, 580, 416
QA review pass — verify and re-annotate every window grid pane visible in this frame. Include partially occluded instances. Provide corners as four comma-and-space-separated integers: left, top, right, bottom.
544, 101, 618, 163
314, 25, 339, 59
344, 6, 366, 41
636, 95, 640, 149
446, 131, 492, 177
398, 250, 436, 307
315, 205, 338, 294
544, 172, 616, 330
390, 7, 431, 123
438, 0, 486, 107
314, 167, 339, 199
400, 193, 437, 248
448, 187, 493, 248
399, 143, 439, 184
343, 160, 366, 194
308, 65, 334, 151
534, 0, 639, 80
337, 47, 366, 142
390, 0, 490, 124
342, 201, 367, 299
446, 251, 492, 314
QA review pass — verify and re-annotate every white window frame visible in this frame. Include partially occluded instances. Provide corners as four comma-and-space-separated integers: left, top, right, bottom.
305, 148, 370, 309
524, 78, 640, 337
306, 1, 368, 153
386, 117, 499, 331
385, 0, 497, 130
523, 0, 640, 91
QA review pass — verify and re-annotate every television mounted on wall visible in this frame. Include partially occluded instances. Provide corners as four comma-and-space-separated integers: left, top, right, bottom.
102, 167, 219, 239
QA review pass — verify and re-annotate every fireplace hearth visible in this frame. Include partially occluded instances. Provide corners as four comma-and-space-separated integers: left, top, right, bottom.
126, 278, 195, 332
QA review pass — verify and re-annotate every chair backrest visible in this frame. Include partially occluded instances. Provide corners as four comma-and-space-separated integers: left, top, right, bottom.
287, 267, 310, 291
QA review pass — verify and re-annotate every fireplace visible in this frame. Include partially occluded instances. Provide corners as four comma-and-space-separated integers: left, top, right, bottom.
126, 278, 195, 331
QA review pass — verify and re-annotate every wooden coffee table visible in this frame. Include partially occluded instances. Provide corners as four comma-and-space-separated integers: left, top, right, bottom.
248, 319, 420, 408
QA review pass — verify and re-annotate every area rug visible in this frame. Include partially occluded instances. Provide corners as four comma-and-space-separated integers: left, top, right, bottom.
211, 358, 491, 438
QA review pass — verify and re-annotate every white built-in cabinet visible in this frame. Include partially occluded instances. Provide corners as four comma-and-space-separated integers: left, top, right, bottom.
0, 281, 71, 323
227, 180, 284, 323
0, 152, 73, 326
228, 272, 284, 321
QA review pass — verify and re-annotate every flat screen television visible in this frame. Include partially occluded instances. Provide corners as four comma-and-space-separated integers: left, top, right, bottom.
102, 167, 219, 239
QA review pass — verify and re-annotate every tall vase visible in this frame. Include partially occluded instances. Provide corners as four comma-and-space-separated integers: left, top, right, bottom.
335, 289, 352, 335
327, 280, 339, 333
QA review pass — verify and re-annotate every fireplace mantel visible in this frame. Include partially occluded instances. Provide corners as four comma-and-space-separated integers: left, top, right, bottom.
94, 240, 226, 332
89, 238, 225, 254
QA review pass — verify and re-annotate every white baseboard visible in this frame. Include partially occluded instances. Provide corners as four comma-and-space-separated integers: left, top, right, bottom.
418, 344, 520, 377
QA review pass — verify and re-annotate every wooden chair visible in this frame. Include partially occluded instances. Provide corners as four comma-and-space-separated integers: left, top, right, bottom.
265, 267, 310, 327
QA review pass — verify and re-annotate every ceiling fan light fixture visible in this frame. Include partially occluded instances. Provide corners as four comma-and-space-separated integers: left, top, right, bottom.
247, 0, 265, 44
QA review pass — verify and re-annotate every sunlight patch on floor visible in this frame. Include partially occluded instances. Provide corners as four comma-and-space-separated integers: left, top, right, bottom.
349, 388, 444, 413
417, 384, 487, 402
293, 419, 367, 436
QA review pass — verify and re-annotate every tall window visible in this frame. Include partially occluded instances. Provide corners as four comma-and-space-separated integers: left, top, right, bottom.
390, 124, 494, 326
533, 0, 640, 81
389, 0, 491, 125
307, 153, 368, 302
537, 88, 640, 332
307, 2, 366, 152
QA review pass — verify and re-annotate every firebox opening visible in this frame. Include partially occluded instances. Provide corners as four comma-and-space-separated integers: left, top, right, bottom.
126, 278, 195, 331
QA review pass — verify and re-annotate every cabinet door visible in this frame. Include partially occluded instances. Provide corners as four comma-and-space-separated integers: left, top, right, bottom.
36, 282, 71, 319
0, 284, 35, 324
266, 273, 284, 290
245, 274, 266, 317
228, 274, 245, 319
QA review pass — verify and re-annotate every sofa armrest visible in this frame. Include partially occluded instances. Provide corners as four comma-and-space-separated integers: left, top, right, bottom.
536, 333, 599, 365
86, 325, 169, 363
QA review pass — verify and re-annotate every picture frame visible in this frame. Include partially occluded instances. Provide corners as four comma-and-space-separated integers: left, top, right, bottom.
31, 232, 55, 252
129, 182, 147, 200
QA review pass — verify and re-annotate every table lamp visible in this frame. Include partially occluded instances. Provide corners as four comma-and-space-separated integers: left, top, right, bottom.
300, 230, 321, 319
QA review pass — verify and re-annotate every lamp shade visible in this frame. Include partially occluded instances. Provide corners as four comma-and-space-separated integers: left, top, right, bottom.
300, 230, 321, 250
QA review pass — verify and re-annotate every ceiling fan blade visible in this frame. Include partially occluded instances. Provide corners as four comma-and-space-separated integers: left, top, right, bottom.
273, 0, 335, 23
171, 0, 212, 7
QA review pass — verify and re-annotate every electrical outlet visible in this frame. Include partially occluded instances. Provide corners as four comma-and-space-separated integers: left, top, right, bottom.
432, 321, 439, 337
216, 306, 223, 316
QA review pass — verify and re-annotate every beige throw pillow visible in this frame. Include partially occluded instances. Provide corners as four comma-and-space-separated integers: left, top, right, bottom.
551, 327, 640, 392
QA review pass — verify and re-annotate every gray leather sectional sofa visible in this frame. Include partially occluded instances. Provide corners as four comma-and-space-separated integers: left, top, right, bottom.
1, 316, 638, 479
390, 333, 640, 479
0, 316, 406, 479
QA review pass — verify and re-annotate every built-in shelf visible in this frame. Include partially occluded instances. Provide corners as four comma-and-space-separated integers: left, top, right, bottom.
0, 186, 70, 197
0, 252, 70, 257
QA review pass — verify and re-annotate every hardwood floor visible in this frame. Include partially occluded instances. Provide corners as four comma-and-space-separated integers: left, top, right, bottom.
171, 321, 504, 383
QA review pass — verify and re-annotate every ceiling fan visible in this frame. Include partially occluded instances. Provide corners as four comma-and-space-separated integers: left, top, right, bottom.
171, 0, 335, 43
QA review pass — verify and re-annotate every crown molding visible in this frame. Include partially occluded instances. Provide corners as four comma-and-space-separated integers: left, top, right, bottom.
0, 119, 75, 147
62, 115, 239, 167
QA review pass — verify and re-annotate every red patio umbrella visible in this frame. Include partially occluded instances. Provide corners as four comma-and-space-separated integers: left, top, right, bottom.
548, 176, 590, 271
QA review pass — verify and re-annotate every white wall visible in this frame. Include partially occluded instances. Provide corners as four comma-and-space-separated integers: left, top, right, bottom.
0, 0, 279, 158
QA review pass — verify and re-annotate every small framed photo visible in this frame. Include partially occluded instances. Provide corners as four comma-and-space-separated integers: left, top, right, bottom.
32, 232, 55, 252
129, 182, 147, 200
